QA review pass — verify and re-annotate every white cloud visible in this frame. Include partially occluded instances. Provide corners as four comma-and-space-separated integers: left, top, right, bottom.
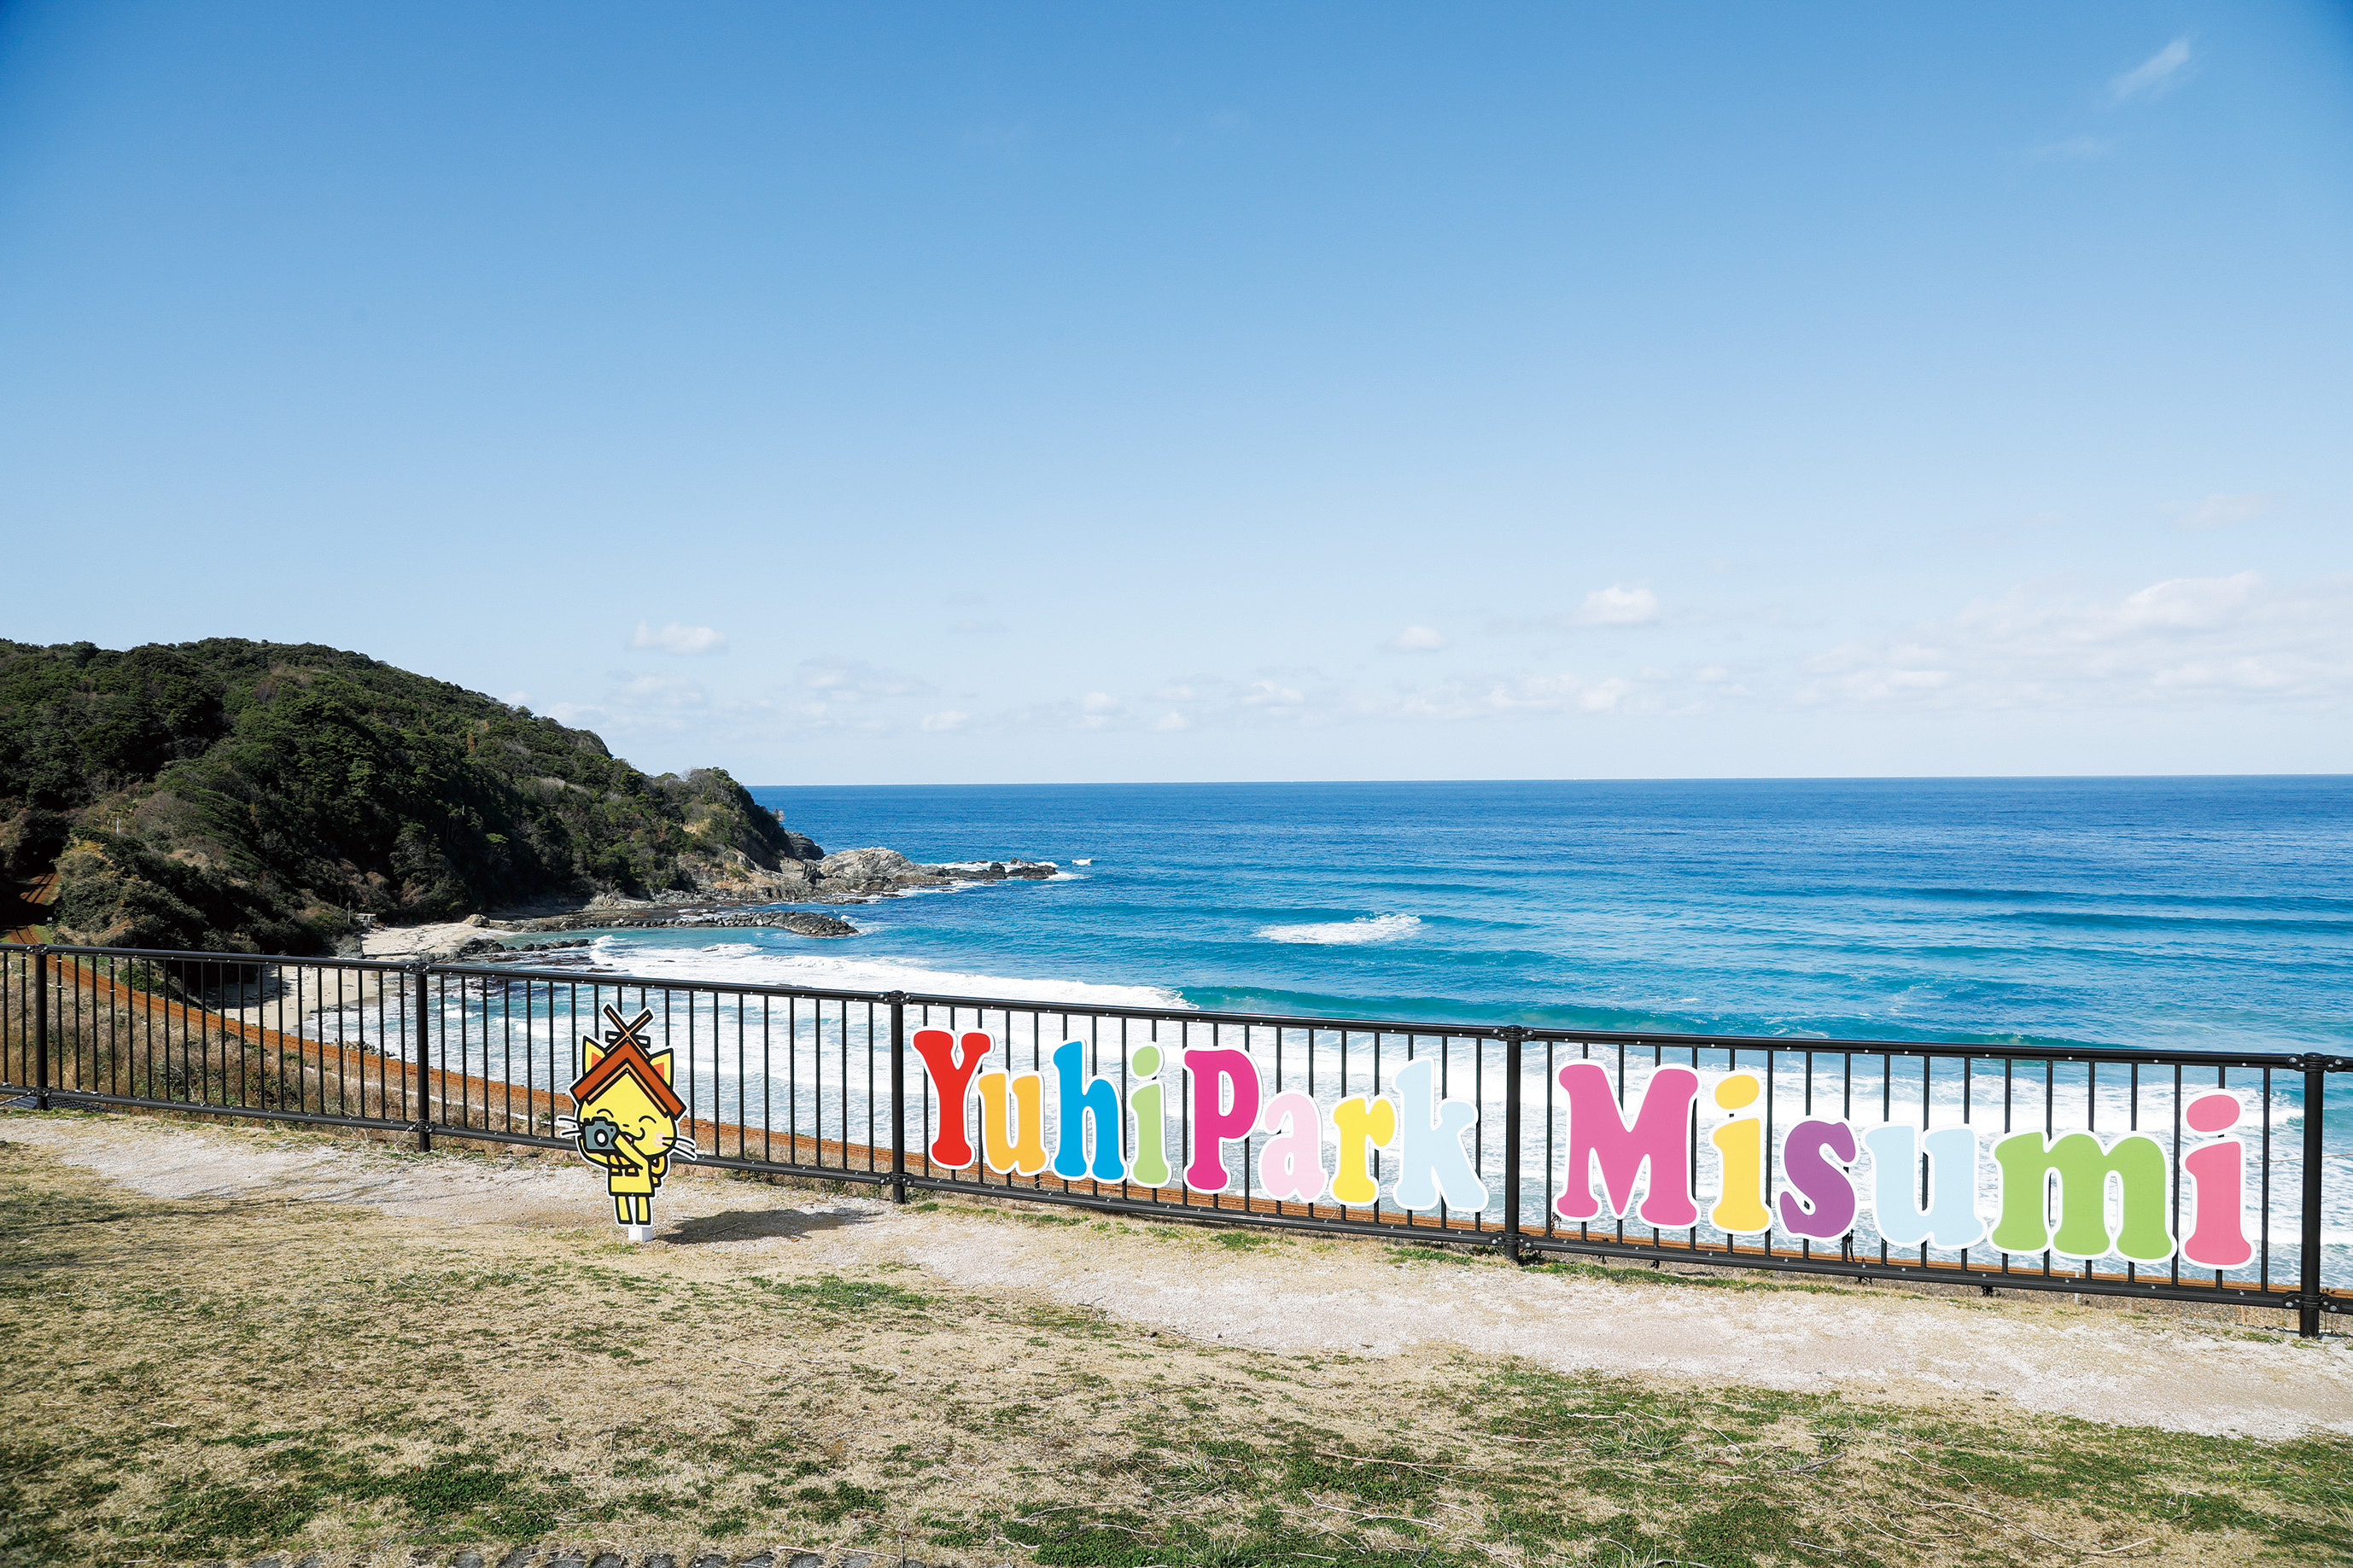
628, 621, 729, 656
1391, 672, 1641, 720
1574, 586, 1661, 626
1690, 662, 1755, 697
843, 656, 1727, 738
1800, 572, 2353, 709
2111, 37, 2192, 102
611, 673, 707, 708
1387, 625, 1448, 652
797, 657, 926, 699
2166, 492, 2279, 531
1241, 679, 1306, 708
741, 657, 933, 734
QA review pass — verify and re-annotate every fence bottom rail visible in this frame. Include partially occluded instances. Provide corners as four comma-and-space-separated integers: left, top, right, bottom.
9, 1082, 2343, 1324
1515, 1233, 2333, 1314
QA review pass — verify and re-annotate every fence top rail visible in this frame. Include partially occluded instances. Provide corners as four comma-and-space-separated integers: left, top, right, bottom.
466, 963, 2353, 1072
431, 959, 891, 1008
896, 988, 2346, 1071
11, 940, 2349, 1072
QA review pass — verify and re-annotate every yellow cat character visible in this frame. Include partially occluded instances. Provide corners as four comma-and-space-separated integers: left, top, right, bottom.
560, 1006, 699, 1241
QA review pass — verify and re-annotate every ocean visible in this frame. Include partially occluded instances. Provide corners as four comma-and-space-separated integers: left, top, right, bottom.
577, 777, 2353, 1058
511, 776, 2351, 1269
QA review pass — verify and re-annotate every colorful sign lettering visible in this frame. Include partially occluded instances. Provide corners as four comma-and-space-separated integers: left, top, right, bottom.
907, 1035, 2260, 1269
1554, 1062, 1700, 1227
2181, 1091, 2255, 1268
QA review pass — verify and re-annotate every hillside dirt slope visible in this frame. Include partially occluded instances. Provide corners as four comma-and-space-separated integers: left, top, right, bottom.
2, 868, 56, 942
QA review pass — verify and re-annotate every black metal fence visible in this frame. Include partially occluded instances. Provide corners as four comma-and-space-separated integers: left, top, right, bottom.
5, 939, 2347, 1336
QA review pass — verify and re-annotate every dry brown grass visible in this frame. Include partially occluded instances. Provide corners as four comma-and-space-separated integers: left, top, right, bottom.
1, 1118, 2347, 1568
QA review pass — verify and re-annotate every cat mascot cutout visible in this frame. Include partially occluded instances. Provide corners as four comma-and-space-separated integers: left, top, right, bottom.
558, 1006, 700, 1240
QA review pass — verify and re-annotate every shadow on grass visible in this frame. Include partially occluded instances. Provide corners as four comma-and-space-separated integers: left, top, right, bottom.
661, 1207, 872, 1244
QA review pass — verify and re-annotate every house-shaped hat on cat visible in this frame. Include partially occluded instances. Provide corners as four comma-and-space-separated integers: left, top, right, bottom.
569, 1025, 687, 1118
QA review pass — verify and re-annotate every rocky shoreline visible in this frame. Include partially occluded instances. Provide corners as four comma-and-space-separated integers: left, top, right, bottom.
717, 845, 1060, 905
507, 909, 861, 939
493, 848, 1059, 929
359, 846, 1060, 961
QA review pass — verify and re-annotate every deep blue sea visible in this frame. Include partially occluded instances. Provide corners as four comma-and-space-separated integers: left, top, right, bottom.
579, 777, 2353, 1058
529, 777, 2352, 1264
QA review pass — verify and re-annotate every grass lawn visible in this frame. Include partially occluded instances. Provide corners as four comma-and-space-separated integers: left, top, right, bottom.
1, 1118, 2347, 1567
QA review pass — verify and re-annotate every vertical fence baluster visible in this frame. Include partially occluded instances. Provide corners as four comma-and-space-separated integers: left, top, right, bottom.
412, 962, 432, 1151
39, 948, 50, 1099
32, 945, 50, 1110
1501, 1025, 1524, 1262
888, 990, 908, 1203
2301, 1058, 2327, 1339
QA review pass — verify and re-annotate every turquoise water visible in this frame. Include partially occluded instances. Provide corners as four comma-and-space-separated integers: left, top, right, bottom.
506, 776, 2350, 1269
672, 777, 2352, 1057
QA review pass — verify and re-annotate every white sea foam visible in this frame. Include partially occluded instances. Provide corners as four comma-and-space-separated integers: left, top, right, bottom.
1258, 913, 1423, 946
585, 936, 1187, 1011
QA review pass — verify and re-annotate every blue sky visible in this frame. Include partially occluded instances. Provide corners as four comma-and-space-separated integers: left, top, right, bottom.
3, 3, 2348, 784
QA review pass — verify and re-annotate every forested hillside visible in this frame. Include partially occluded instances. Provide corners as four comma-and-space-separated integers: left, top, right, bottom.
0, 638, 819, 954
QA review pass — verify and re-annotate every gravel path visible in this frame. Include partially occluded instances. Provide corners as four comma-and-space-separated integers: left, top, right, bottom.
11, 1110, 2348, 1443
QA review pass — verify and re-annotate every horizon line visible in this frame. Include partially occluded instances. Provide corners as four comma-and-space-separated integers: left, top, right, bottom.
743, 772, 2353, 789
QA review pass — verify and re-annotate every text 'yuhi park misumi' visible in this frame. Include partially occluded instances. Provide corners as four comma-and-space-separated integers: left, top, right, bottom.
913, 1029, 2259, 1269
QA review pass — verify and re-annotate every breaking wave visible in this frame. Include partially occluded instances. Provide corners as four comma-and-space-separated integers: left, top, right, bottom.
1258, 913, 1423, 947
584, 936, 1187, 1010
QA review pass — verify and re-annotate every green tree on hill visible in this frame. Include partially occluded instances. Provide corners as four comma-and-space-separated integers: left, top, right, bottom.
0, 638, 817, 954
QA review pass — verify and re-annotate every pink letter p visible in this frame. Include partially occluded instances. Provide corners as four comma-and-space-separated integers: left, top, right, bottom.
1182, 1048, 1262, 1193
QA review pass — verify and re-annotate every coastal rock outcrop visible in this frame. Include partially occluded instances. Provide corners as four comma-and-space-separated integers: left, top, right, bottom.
492, 908, 860, 941
367, 848, 1053, 953
939, 859, 1059, 882
814, 846, 940, 894
765, 808, 825, 863
704, 848, 1059, 905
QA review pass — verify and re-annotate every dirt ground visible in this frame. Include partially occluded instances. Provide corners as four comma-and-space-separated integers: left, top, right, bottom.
3, 1109, 2349, 1568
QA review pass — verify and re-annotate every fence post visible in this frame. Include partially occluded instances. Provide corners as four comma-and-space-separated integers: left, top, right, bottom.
32, 945, 50, 1110
2301, 1058, 2327, 1339
1499, 1026, 1527, 1262
412, 963, 433, 1153
886, 990, 908, 1204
